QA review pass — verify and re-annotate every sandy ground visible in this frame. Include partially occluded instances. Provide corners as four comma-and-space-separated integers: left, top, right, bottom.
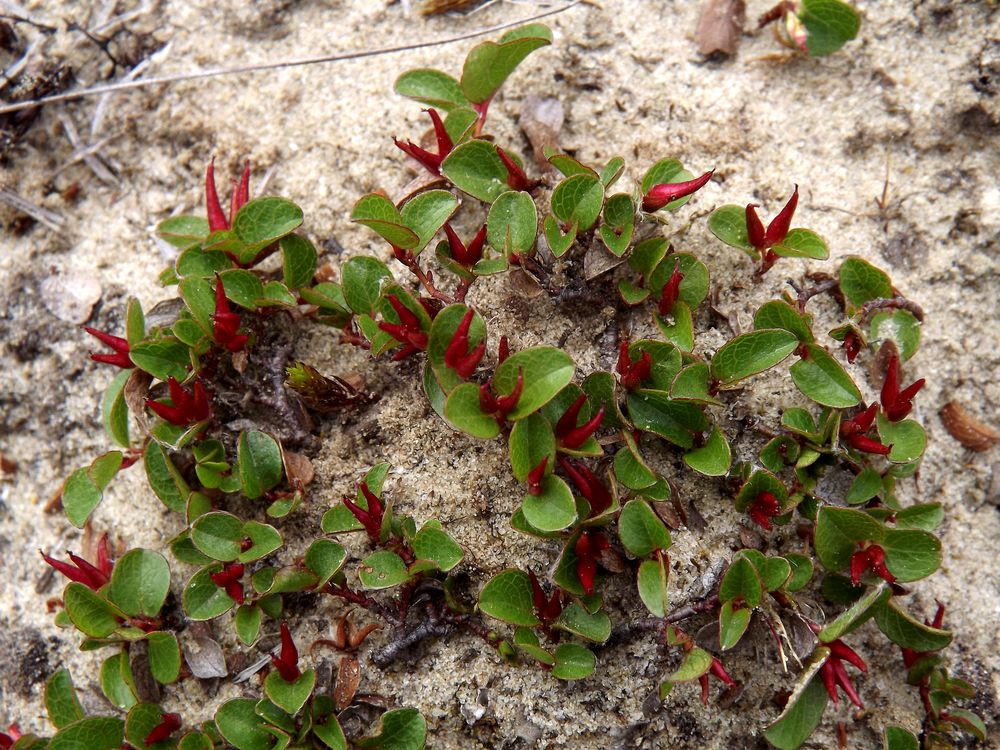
1, 0, 998, 747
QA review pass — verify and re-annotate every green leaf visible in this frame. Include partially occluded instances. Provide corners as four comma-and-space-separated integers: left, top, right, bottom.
264, 669, 316, 716
666, 646, 713, 682
839, 256, 893, 309
356, 707, 427, 750
158, 215, 209, 248
654, 301, 694, 352
508, 412, 556, 483
818, 582, 890, 642
547, 152, 598, 178
626, 390, 706, 448
183, 565, 235, 620
304, 539, 348, 588
460, 24, 552, 103
63, 451, 123, 527
240, 521, 282, 562
216, 699, 274, 750
100, 652, 137, 710
798, 0, 861, 57
554, 603, 611, 643
520, 474, 577, 532
614, 435, 656, 490
790, 344, 861, 408
219, 269, 263, 310
881, 528, 940, 582
683, 425, 731, 476
231, 197, 304, 263
101, 370, 131, 447
882, 727, 919, 750
147, 631, 181, 684
718, 601, 752, 650
233, 604, 262, 646
493, 346, 575, 420
394, 68, 469, 110
109, 549, 171, 617
550, 173, 605, 232
895, 503, 943, 531
670, 363, 722, 406
708, 204, 754, 255
641, 159, 699, 211
487, 190, 537, 257
440, 140, 510, 203
341, 256, 392, 316
551, 643, 595, 681
444, 382, 500, 439
869, 309, 921, 361
649, 253, 711, 310
720, 555, 763, 607
427, 304, 487, 393
735, 469, 789, 513
130, 338, 190, 382
875, 598, 951, 651
400, 189, 459, 254
846, 467, 882, 504
411, 526, 464, 572
876, 415, 927, 464
358, 551, 411, 590
763, 660, 829, 750
772, 228, 829, 259
599, 193, 635, 256
64, 583, 122, 637
125, 704, 175, 750
237, 431, 283, 499
814, 506, 884, 571
45, 669, 84, 729
637, 556, 669, 617
351, 194, 418, 250
783, 554, 814, 592
711, 329, 799, 385
542, 214, 577, 257
279, 234, 317, 289
754, 300, 814, 343
478, 569, 540, 626
629, 237, 669, 280
48, 717, 124, 750
192, 512, 244, 561
618, 499, 672, 557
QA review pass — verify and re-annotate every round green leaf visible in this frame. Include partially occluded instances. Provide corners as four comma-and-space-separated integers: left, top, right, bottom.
400, 189, 459, 254
63, 583, 122, 638
48, 717, 124, 750
240, 521, 282, 563
648, 253, 710, 310
478, 569, 541, 626
460, 25, 552, 103
753, 300, 814, 342
440, 140, 510, 203
881, 528, 941, 582
719, 555, 763, 607
666, 646, 713, 682
869, 309, 921, 361
99, 652, 137, 710
764, 668, 829, 750
125, 704, 173, 750
394, 68, 469, 110
614, 435, 657, 490
818, 583, 890, 642
358, 551, 411, 590
264, 669, 316, 716
487, 190, 537, 256
814, 506, 885, 572
183, 565, 235, 620
45, 670, 84, 729
109, 549, 171, 617
508, 412, 556, 483
790, 344, 861, 408
444, 382, 500, 439
783, 553, 814, 592
554, 603, 611, 643
279, 234, 317, 289
711, 329, 799, 385
216, 699, 273, 750
219, 269, 264, 310
877, 416, 927, 464
654, 301, 694, 352
147, 631, 181, 684
521, 474, 577, 532
683, 425, 731, 476
772, 228, 829, 259
618, 499, 672, 557
232, 197, 303, 250
411, 526, 464, 572
493, 346, 575, 420
129, 338, 190, 382
304, 539, 348, 587
718, 601, 752, 651
191, 512, 244, 562
708, 204, 754, 254
637, 556, 669, 617
237, 431, 283, 500
839, 256, 893, 309
341, 256, 392, 315
798, 0, 861, 56
735, 469, 789, 512
356, 707, 427, 750
551, 643, 595, 680
874, 599, 951, 652
550, 173, 605, 232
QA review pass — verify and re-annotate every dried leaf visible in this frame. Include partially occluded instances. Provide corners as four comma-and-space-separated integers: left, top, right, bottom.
124, 368, 153, 436
184, 635, 228, 679
416, 0, 480, 16
696, 0, 746, 58
282, 451, 315, 487
334, 654, 361, 711
940, 401, 1000, 452
519, 95, 564, 168
285, 361, 373, 412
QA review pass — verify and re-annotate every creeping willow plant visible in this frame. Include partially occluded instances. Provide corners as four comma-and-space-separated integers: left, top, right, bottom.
20, 22, 984, 750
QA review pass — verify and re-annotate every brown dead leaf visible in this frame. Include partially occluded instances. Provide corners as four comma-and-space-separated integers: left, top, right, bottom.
519, 95, 564, 168
282, 451, 315, 487
124, 368, 153, 436
334, 654, 361, 711
939, 401, 1000, 452
696, 0, 746, 58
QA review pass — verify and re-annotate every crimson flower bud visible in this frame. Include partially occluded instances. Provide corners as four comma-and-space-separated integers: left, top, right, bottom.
206, 159, 251, 232
555, 394, 605, 450
378, 294, 428, 358
819, 637, 867, 708
842, 331, 862, 363
617, 342, 652, 391
444, 222, 486, 268
699, 656, 737, 706
748, 491, 781, 530
574, 531, 609, 595
745, 185, 798, 251
444, 309, 485, 379
270, 622, 301, 682
657, 259, 684, 317
880, 356, 924, 422
40, 544, 113, 591
393, 108, 453, 176
496, 146, 540, 192
213, 277, 248, 352
526, 456, 548, 496
559, 456, 613, 518
146, 377, 211, 426
210, 562, 245, 604
83, 326, 133, 368
641, 169, 714, 212
144, 713, 181, 747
